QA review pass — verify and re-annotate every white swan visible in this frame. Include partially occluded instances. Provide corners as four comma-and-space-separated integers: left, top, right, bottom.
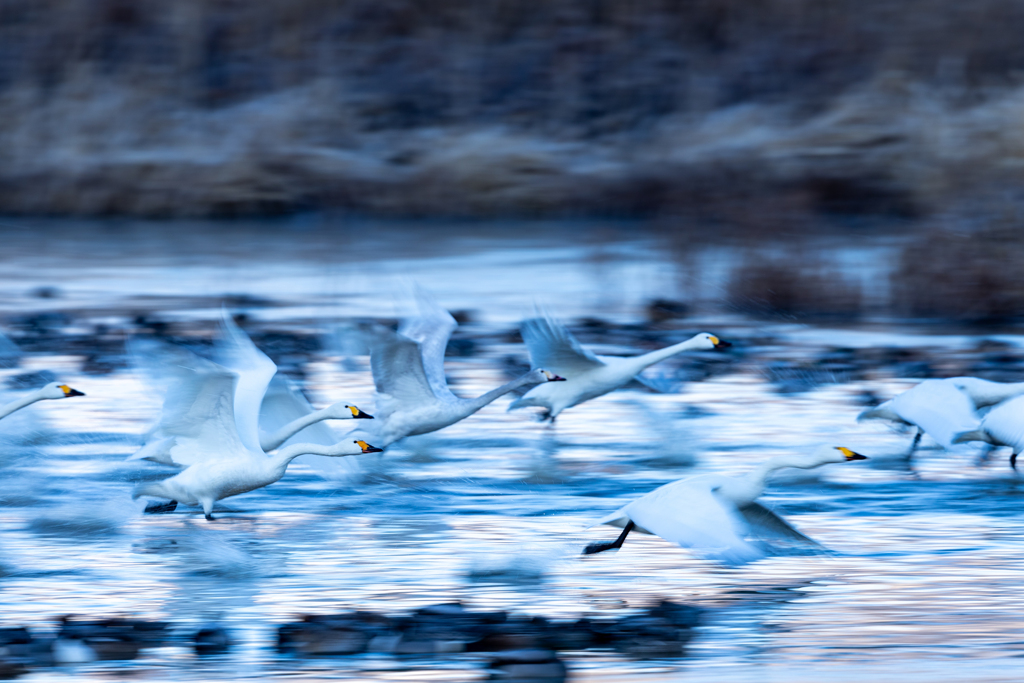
953, 394, 1024, 469
351, 294, 565, 447
129, 314, 371, 467
508, 316, 729, 421
583, 446, 868, 566
857, 378, 999, 456
130, 352, 382, 519
0, 382, 85, 421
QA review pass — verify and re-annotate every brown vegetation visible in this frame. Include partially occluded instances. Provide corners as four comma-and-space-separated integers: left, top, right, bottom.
3, 1, 1024, 218
726, 251, 864, 320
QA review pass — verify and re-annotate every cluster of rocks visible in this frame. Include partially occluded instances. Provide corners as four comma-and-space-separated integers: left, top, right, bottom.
0, 617, 228, 676
278, 600, 700, 681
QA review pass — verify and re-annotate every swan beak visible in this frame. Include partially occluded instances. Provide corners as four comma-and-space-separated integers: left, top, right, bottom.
541, 370, 566, 382
710, 336, 732, 350
837, 447, 868, 461
60, 385, 85, 397
349, 406, 374, 419
355, 440, 384, 454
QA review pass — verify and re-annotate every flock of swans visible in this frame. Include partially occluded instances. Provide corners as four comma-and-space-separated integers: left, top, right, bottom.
3, 292, 1024, 567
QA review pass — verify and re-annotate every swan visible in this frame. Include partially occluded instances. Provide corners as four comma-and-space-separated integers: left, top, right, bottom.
0, 382, 85, 421
857, 378, 993, 457
129, 313, 372, 467
583, 446, 868, 566
350, 294, 565, 447
130, 352, 382, 519
953, 394, 1024, 469
508, 315, 730, 421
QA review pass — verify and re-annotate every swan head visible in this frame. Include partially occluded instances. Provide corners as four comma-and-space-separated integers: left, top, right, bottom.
695, 333, 731, 351
355, 440, 384, 453
537, 368, 566, 382
832, 446, 868, 462
41, 382, 85, 399
325, 401, 373, 420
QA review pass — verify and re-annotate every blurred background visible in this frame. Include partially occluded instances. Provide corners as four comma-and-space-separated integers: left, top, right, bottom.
3, 3, 1024, 682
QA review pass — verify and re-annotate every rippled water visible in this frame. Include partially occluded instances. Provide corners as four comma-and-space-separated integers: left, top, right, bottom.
1, 222, 1023, 682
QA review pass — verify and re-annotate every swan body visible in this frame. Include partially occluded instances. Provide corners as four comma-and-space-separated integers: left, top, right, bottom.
946, 377, 1024, 409
953, 394, 1024, 469
585, 446, 868, 566
0, 382, 84, 421
353, 294, 564, 447
858, 378, 982, 453
130, 350, 381, 518
130, 313, 371, 467
509, 316, 729, 420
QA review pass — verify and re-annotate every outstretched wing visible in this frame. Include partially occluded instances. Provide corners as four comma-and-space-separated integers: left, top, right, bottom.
259, 375, 360, 480
520, 316, 604, 377
624, 477, 765, 567
369, 327, 438, 409
399, 289, 458, 401
215, 311, 278, 453
737, 501, 823, 549
128, 345, 244, 466
892, 379, 980, 450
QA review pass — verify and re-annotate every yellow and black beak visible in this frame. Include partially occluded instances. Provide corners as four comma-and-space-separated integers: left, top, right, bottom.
349, 406, 374, 419
710, 336, 732, 350
837, 447, 868, 461
542, 370, 566, 382
60, 385, 85, 398
355, 440, 384, 454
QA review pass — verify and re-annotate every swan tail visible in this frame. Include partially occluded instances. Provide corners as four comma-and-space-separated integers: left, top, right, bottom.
127, 436, 176, 464
132, 480, 174, 501
952, 428, 996, 445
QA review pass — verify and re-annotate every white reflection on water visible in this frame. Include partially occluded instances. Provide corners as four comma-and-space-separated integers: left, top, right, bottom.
1, 224, 1023, 682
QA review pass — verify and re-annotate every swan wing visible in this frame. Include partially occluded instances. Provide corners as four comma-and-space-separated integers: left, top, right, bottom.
215, 311, 278, 453
370, 328, 438, 408
624, 477, 765, 567
891, 379, 980, 450
520, 316, 604, 376
144, 350, 245, 466
737, 501, 823, 548
978, 395, 1024, 451
259, 375, 360, 479
399, 288, 458, 400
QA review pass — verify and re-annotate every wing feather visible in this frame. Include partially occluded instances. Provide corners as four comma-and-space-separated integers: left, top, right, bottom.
399, 289, 458, 400
369, 328, 437, 409
215, 311, 278, 453
520, 316, 604, 377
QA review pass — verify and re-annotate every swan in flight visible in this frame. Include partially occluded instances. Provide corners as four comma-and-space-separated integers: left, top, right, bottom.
130, 350, 382, 519
0, 382, 85, 421
130, 313, 372, 467
583, 446, 868, 566
856, 377, 1024, 458
953, 394, 1024, 469
508, 316, 730, 421
350, 293, 565, 447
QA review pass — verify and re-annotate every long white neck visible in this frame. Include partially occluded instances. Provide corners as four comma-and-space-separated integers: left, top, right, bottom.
736, 453, 833, 505
260, 407, 337, 452
621, 337, 709, 376
0, 390, 45, 421
269, 441, 365, 473
460, 373, 543, 416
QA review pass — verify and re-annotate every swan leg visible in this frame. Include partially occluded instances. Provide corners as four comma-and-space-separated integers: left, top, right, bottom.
976, 444, 994, 466
201, 499, 216, 521
144, 500, 177, 514
1011, 452, 1019, 471
907, 428, 923, 457
583, 521, 635, 555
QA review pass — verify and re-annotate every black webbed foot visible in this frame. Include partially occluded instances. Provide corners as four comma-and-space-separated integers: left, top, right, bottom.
583, 540, 620, 555
144, 500, 178, 514
204, 513, 215, 521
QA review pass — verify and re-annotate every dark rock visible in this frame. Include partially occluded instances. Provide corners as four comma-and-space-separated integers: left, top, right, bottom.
194, 625, 231, 655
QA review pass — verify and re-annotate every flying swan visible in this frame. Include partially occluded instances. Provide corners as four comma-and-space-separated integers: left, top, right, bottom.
349, 293, 565, 447
509, 315, 729, 421
131, 349, 381, 519
582, 446, 868, 566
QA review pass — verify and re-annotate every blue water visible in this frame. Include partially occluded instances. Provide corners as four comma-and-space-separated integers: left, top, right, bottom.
1, 222, 1023, 682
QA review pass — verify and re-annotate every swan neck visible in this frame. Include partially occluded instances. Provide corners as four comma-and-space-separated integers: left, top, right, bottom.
271, 441, 361, 469
0, 390, 43, 420
744, 454, 823, 493
260, 407, 331, 452
626, 338, 705, 374
463, 374, 535, 414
